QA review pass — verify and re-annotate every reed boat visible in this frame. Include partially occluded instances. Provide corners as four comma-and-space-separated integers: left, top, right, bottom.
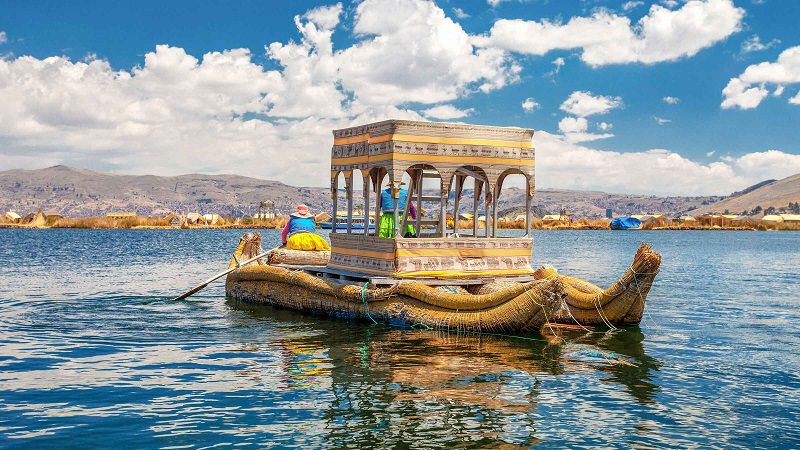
224, 120, 661, 332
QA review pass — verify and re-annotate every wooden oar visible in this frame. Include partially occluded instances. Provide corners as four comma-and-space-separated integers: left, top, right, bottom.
172, 247, 277, 301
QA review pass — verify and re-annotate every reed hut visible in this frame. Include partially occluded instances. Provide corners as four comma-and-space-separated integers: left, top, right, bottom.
24, 210, 47, 227
4, 211, 22, 223
780, 214, 800, 224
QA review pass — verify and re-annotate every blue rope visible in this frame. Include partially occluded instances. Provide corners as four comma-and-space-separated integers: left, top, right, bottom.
361, 282, 378, 325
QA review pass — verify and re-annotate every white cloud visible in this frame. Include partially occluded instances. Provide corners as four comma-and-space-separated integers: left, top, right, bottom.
662, 0, 679, 8
597, 122, 613, 131
790, 92, 800, 105
476, 0, 744, 66
663, 95, 680, 104
557, 117, 613, 142
560, 91, 623, 117
535, 131, 800, 195
337, 0, 519, 107
721, 45, 800, 109
0, 31, 7, 45
421, 104, 474, 119
0, 0, 525, 185
706, 150, 716, 157
546, 56, 566, 79
452, 7, 470, 19
622, 1, 644, 12
521, 97, 540, 111
773, 85, 785, 97
740, 34, 780, 54
558, 117, 588, 133
653, 116, 672, 124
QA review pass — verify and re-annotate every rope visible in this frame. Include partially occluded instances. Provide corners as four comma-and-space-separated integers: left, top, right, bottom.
629, 265, 662, 333
361, 282, 378, 325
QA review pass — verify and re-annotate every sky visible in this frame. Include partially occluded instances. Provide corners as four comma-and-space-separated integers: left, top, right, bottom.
1, 0, 799, 195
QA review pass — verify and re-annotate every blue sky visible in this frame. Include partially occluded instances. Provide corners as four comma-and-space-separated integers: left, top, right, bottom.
1, 0, 799, 195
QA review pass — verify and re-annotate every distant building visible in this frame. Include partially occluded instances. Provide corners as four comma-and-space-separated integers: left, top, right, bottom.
698, 214, 738, 227
761, 214, 783, 223
541, 214, 569, 225
43, 211, 64, 221
186, 212, 206, 225
780, 214, 800, 224
631, 214, 667, 227
106, 212, 136, 219
605, 208, 613, 219
4, 211, 22, 223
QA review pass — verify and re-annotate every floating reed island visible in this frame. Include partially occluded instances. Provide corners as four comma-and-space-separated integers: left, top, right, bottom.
223, 120, 663, 333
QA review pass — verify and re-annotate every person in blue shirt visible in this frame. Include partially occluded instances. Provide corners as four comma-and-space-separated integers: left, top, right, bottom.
378, 182, 417, 238
281, 204, 330, 250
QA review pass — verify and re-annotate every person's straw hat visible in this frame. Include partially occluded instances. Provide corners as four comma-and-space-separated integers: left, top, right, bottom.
291, 204, 313, 218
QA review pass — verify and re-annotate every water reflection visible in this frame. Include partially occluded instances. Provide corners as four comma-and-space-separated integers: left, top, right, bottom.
229, 300, 661, 447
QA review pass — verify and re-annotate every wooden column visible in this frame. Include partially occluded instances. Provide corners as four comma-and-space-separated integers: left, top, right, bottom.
363, 172, 370, 236
473, 180, 480, 237
375, 175, 382, 236
440, 187, 447, 238
492, 186, 499, 238
392, 179, 400, 238
331, 176, 338, 234
415, 170, 422, 237
484, 186, 490, 238
452, 175, 461, 236
346, 173, 353, 234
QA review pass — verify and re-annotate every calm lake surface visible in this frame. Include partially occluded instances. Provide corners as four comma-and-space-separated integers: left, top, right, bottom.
0, 228, 798, 448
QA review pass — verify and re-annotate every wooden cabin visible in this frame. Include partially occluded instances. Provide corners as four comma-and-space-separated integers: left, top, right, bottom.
323, 119, 536, 281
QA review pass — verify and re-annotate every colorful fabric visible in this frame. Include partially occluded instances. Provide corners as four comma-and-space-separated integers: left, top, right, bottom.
282, 215, 317, 243
286, 232, 331, 251
380, 188, 417, 218
288, 216, 316, 235
378, 213, 416, 238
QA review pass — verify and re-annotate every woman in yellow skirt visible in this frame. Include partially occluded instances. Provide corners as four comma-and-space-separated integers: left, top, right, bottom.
281, 205, 331, 251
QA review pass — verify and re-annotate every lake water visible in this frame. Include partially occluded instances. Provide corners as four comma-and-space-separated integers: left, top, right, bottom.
0, 228, 798, 448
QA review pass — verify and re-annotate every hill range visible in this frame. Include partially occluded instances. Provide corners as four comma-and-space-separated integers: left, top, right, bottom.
0, 166, 797, 219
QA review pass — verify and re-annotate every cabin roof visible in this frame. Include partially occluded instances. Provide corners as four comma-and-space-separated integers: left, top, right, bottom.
330, 119, 534, 192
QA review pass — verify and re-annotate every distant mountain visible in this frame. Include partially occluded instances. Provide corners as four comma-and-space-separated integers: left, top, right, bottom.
0, 165, 721, 219
693, 173, 800, 216
0, 165, 331, 217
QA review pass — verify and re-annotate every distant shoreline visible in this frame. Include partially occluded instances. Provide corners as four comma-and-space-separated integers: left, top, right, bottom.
1, 223, 790, 231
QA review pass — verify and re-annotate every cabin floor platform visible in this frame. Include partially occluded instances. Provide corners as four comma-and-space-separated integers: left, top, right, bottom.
272, 264, 535, 288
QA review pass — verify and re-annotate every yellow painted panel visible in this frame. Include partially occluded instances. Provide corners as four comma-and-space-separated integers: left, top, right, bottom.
396, 248, 531, 258
332, 152, 534, 167
331, 246, 395, 260
395, 268, 535, 278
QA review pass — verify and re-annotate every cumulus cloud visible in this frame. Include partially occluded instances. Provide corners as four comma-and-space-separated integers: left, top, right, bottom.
560, 91, 623, 117
452, 7, 469, 19
338, 0, 519, 107
597, 122, 613, 131
663, 96, 680, 104
0, 31, 7, 44
557, 117, 613, 143
0, 0, 519, 185
521, 97, 540, 111
535, 132, 800, 195
476, 0, 744, 66
558, 117, 588, 133
622, 1, 644, 12
740, 34, 780, 54
422, 104, 474, 119
653, 116, 672, 124
721, 45, 800, 109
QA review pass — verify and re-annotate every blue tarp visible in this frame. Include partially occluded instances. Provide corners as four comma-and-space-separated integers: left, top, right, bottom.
610, 217, 642, 230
